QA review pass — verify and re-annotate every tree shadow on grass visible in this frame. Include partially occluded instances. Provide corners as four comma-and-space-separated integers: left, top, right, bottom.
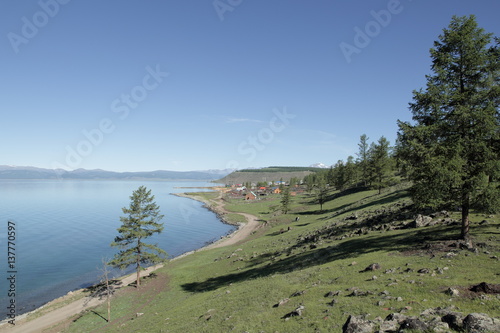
181, 226, 453, 293
297, 189, 409, 217
90, 310, 108, 323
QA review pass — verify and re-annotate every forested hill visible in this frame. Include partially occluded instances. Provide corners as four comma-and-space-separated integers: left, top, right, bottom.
218, 167, 322, 185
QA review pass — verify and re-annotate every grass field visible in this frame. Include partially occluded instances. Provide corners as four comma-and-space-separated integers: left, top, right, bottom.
60, 184, 499, 332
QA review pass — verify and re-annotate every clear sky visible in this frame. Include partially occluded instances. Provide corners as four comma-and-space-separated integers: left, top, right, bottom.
1, 0, 498, 172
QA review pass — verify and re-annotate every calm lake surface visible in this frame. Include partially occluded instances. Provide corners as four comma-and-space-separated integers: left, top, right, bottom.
0, 180, 234, 317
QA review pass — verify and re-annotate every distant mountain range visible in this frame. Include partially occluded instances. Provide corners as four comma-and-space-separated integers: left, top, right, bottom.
0, 165, 234, 181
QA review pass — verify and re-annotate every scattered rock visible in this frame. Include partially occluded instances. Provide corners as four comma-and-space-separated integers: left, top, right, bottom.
431, 210, 450, 218
273, 298, 290, 308
443, 252, 457, 258
399, 318, 428, 331
378, 319, 399, 332
324, 291, 340, 297
442, 313, 464, 330
282, 305, 305, 320
348, 289, 374, 297
342, 308, 499, 333
200, 309, 215, 321
290, 290, 305, 297
446, 287, 460, 297
411, 214, 434, 228
360, 263, 381, 272
342, 315, 374, 333
418, 268, 430, 274
327, 298, 337, 306
136, 312, 144, 317
470, 282, 500, 294
385, 312, 407, 323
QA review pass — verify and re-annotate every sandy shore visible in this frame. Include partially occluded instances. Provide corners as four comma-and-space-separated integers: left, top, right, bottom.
172, 190, 261, 249
0, 188, 260, 332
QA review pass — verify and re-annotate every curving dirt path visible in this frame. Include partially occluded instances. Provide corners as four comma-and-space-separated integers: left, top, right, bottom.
206, 211, 260, 249
0, 189, 259, 333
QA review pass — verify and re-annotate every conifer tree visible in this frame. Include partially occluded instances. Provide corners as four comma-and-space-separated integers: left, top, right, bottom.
333, 160, 346, 190
316, 185, 329, 212
280, 186, 291, 214
368, 136, 392, 194
357, 134, 370, 186
397, 15, 500, 240
345, 155, 358, 188
110, 186, 166, 287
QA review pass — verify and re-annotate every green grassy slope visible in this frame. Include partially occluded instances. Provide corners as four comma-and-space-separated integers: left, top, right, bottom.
63, 185, 499, 332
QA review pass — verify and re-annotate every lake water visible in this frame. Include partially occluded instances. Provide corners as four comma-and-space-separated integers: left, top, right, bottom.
0, 180, 234, 318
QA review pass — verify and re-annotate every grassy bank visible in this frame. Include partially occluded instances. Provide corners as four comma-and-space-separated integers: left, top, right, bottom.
60, 185, 499, 332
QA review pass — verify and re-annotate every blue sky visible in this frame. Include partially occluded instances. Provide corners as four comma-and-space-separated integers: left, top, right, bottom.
1, 0, 498, 172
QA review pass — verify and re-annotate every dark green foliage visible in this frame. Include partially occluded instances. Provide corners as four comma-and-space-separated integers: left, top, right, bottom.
357, 134, 370, 186
397, 15, 500, 239
332, 160, 346, 190
110, 186, 166, 286
289, 177, 300, 187
315, 185, 329, 212
368, 136, 392, 194
326, 166, 335, 186
280, 186, 291, 214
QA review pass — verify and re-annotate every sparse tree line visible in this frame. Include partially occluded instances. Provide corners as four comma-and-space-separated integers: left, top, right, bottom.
304, 134, 396, 195
303, 16, 499, 240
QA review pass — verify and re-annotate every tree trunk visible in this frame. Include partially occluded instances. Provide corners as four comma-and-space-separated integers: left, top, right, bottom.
461, 192, 470, 241
136, 259, 141, 287
106, 274, 111, 322
136, 240, 142, 287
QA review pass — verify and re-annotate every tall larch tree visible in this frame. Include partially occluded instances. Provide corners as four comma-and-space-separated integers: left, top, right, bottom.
368, 136, 392, 194
110, 186, 167, 287
280, 186, 291, 214
357, 134, 370, 186
397, 15, 500, 241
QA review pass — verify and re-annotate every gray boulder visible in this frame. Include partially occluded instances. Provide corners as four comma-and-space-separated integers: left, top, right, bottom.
442, 312, 464, 331
342, 315, 375, 333
463, 313, 500, 333
399, 318, 429, 331
411, 214, 434, 228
